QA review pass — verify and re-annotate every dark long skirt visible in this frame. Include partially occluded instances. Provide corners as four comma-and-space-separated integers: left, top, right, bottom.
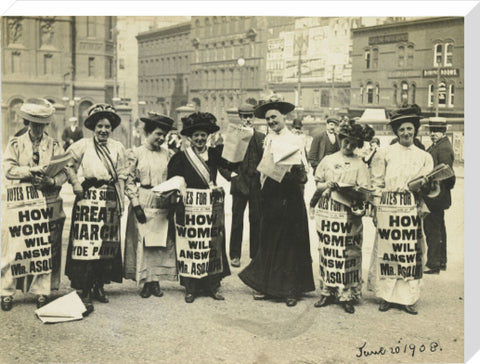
65, 193, 123, 291
239, 176, 315, 298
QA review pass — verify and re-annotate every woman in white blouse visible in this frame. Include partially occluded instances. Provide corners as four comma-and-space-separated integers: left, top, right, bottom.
124, 113, 178, 298
65, 104, 127, 315
368, 104, 434, 315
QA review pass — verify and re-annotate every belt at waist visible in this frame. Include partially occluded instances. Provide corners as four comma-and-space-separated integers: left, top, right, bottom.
82, 178, 114, 190
140, 184, 153, 189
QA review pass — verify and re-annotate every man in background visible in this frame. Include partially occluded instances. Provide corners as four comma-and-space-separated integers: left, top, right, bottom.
226, 104, 265, 268
308, 117, 340, 173
423, 117, 455, 274
61, 116, 83, 150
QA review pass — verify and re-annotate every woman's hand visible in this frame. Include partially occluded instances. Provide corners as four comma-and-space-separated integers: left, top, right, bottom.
326, 181, 339, 191
134, 205, 147, 224
322, 187, 332, 199
73, 183, 84, 200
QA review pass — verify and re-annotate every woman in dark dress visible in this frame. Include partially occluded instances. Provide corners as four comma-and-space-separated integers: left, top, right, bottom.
238, 97, 315, 307
65, 104, 127, 314
167, 112, 233, 303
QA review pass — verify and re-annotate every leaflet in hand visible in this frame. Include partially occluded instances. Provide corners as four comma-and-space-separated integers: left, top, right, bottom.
221, 124, 254, 163
271, 142, 301, 165
257, 152, 289, 183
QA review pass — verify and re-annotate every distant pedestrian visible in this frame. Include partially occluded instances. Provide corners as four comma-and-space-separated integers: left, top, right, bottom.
61, 116, 83, 151
423, 117, 455, 274
308, 117, 340, 174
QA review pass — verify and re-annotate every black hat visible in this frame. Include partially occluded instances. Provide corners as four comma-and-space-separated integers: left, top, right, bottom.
84, 103, 121, 131
338, 118, 375, 147
254, 95, 295, 119
326, 117, 339, 125
389, 104, 422, 131
427, 117, 447, 132
140, 112, 176, 132
292, 118, 303, 129
180, 112, 219, 137
238, 103, 255, 115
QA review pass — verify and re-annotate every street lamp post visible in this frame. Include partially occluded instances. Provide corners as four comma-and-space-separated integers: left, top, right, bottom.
237, 57, 245, 105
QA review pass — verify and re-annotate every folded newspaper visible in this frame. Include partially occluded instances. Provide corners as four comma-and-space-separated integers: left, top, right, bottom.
330, 183, 375, 207
43, 153, 72, 177
35, 291, 87, 324
256, 151, 289, 183
221, 124, 254, 163
271, 142, 302, 165
407, 163, 455, 192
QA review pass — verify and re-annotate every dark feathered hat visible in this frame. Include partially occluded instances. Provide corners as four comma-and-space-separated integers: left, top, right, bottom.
180, 112, 219, 137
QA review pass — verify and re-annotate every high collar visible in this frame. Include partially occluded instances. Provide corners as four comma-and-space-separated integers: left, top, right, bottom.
28, 130, 43, 144
94, 136, 109, 146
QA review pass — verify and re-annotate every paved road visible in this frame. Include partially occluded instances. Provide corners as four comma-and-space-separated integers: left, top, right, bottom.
0, 164, 464, 363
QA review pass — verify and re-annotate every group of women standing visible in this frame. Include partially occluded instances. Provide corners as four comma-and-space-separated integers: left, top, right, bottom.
1, 98, 436, 318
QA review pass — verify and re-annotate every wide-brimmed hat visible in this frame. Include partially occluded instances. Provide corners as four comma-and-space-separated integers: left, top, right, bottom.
254, 95, 295, 119
141, 112, 176, 132
238, 103, 255, 115
17, 98, 55, 124
427, 117, 447, 132
389, 104, 422, 131
84, 103, 121, 131
181, 112, 219, 137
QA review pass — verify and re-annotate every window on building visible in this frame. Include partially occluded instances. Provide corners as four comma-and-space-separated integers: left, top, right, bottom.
448, 84, 455, 107
106, 57, 113, 79
401, 81, 409, 105
313, 89, 320, 106
445, 43, 453, 66
372, 48, 378, 69
365, 51, 370, 69
434, 43, 443, 67
366, 83, 374, 104
411, 83, 416, 104
43, 54, 53, 75
398, 45, 405, 68
87, 17, 96, 37
360, 84, 364, 103
438, 81, 447, 107
404, 45, 413, 67
320, 90, 330, 107
88, 57, 95, 77
12, 52, 21, 73
119, 58, 125, 69
428, 84, 434, 107
375, 84, 380, 104
393, 83, 398, 106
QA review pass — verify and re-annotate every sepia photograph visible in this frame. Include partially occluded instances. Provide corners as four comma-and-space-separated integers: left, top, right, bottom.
0, 2, 474, 363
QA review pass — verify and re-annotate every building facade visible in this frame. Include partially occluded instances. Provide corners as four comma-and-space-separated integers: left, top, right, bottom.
137, 22, 191, 122
187, 16, 297, 130
1, 16, 119, 147
266, 17, 411, 122
350, 17, 464, 128
116, 16, 189, 121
